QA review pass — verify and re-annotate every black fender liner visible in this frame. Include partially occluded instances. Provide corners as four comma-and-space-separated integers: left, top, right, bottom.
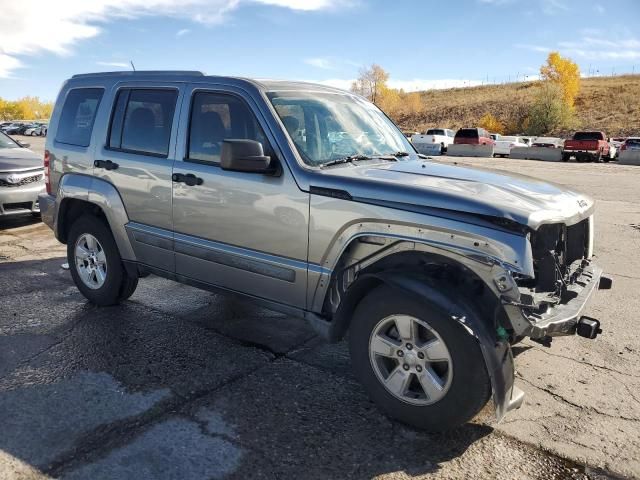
332, 271, 524, 421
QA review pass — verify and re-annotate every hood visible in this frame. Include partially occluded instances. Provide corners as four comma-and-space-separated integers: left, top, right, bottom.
316, 159, 593, 229
0, 147, 42, 172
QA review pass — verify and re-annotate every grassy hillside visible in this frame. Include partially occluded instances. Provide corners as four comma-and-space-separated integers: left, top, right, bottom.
394, 75, 640, 137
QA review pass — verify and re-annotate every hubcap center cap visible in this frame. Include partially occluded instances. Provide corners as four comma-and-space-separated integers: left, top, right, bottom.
404, 350, 418, 367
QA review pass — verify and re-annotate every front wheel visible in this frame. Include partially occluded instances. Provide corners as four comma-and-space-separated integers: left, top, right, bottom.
349, 285, 491, 431
67, 215, 138, 306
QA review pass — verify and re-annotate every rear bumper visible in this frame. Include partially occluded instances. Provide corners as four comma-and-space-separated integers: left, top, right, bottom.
0, 183, 45, 216
38, 192, 56, 230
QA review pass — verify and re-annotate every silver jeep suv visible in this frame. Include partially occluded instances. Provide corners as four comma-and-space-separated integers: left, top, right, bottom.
39, 71, 611, 431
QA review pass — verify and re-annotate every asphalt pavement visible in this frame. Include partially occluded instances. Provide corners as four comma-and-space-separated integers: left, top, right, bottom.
0, 138, 637, 479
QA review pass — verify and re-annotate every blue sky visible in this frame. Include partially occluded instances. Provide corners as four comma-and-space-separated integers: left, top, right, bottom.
0, 0, 639, 101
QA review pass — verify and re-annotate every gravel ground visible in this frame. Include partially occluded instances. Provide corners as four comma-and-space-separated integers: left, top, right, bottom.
0, 141, 637, 479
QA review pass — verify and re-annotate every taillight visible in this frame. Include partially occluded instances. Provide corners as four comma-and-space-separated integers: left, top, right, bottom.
44, 149, 51, 194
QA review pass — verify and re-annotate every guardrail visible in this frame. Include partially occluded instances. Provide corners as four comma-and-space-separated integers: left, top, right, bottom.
619, 150, 640, 166
447, 144, 494, 158
509, 147, 563, 162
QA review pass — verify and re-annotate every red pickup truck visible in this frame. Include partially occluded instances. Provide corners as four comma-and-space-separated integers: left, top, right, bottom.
563, 131, 613, 162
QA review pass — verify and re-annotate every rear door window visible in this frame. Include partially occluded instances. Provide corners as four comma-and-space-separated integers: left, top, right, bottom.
55, 88, 104, 147
108, 89, 178, 157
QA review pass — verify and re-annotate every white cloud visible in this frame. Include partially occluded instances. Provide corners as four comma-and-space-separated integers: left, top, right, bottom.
176, 28, 191, 37
96, 61, 129, 68
0, 54, 22, 78
541, 0, 568, 15
517, 33, 640, 61
515, 43, 552, 53
305, 57, 335, 69
0, 0, 344, 78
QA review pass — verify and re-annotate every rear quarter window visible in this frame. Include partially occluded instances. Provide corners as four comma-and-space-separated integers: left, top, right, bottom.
108, 89, 178, 157
55, 88, 104, 147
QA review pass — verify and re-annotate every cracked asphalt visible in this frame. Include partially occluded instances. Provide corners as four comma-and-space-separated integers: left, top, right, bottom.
1, 137, 638, 479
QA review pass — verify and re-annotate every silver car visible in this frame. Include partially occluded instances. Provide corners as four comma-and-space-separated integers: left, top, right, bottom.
0, 131, 44, 218
39, 71, 611, 431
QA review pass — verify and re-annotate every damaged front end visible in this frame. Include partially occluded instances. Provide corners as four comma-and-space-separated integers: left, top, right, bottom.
501, 215, 612, 346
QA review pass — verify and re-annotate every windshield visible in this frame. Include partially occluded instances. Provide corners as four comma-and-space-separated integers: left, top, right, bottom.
0, 131, 19, 149
267, 90, 415, 166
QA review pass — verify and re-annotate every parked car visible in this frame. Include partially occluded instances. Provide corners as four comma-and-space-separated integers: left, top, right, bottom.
494, 136, 528, 157
563, 131, 613, 162
453, 127, 495, 145
39, 71, 610, 432
620, 137, 640, 152
24, 124, 47, 136
531, 137, 563, 148
0, 130, 44, 218
3, 123, 37, 135
411, 128, 455, 154
490, 133, 501, 141
1, 123, 23, 134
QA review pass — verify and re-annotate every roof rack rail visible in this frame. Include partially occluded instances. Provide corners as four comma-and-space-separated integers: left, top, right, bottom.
71, 70, 205, 79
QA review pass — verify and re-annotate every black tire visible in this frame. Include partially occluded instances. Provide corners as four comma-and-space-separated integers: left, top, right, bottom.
67, 214, 138, 306
562, 153, 570, 162
349, 285, 491, 431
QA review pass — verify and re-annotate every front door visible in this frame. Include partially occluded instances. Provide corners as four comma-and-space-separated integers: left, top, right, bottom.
94, 83, 184, 272
171, 86, 309, 308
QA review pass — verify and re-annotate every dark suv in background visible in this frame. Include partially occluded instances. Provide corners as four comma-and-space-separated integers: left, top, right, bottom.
453, 127, 495, 146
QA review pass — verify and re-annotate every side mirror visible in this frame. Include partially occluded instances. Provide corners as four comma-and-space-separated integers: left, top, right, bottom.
220, 139, 272, 173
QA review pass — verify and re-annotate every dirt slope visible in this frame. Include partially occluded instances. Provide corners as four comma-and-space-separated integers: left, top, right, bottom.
395, 75, 640, 137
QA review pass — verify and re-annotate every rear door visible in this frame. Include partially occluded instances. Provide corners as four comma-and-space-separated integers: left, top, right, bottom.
171, 84, 309, 308
94, 82, 184, 272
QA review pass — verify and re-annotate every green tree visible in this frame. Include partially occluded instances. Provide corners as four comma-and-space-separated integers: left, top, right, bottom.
526, 82, 572, 135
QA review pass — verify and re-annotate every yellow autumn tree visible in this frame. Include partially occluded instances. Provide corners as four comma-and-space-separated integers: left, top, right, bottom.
540, 52, 581, 109
478, 113, 505, 134
0, 96, 53, 120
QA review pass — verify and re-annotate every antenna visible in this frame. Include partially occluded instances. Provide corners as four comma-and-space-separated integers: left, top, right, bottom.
130, 61, 136, 72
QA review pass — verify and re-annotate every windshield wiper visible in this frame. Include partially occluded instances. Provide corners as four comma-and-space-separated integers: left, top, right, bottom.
320, 154, 371, 168
386, 151, 410, 157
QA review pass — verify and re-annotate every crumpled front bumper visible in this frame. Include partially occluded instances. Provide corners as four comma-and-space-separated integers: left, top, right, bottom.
504, 262, 611, 340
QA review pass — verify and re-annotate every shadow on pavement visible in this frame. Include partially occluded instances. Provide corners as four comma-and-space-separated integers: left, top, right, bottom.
0, 256, 494, 479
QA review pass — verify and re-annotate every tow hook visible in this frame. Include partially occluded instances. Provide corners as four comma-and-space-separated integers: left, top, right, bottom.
599, 275, 613, 290
576, 316, 602, 339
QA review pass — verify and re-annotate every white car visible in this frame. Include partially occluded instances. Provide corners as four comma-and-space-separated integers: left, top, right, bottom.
411, 128, 455, 155
494, 136, 529, 157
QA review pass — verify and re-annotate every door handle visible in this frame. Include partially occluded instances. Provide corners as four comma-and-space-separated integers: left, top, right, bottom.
94, 160, 119, 170
172, 173, 203, 186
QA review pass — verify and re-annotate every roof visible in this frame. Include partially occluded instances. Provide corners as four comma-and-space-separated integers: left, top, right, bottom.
69, 71, 349, 94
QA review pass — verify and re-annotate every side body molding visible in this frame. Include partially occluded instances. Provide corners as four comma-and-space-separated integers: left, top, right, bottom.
55, 173, 136, 261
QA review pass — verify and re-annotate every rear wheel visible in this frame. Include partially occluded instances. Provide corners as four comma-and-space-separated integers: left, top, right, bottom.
67, 215, 138, 306
349, 285, 491, 431
562, 153, 570, 162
